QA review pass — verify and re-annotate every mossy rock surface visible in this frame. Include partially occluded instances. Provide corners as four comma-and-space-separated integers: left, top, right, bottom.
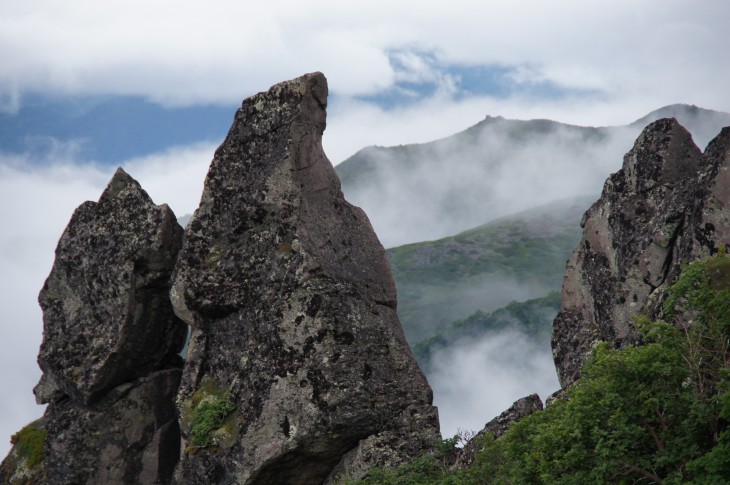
0, 418, 47, 485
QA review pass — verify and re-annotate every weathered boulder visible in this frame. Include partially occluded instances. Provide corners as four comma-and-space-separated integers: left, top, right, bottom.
36, 168, 187, 404
456, 394, 543, 468
171, 72, 440, 484
552, 119, 730, 387
31, 168, 187, 484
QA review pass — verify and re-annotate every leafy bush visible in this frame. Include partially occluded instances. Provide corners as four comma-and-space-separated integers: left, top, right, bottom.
470, 252, 730, 483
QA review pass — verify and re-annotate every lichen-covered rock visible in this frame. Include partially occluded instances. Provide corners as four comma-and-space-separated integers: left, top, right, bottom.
28, 168, 187, 484
552, 119, 730, 387
44, 369, 182, 485
36, 168, 187, 404
456, 394, 543, 467
171, 72, 440, 484
697, 127, 730, 249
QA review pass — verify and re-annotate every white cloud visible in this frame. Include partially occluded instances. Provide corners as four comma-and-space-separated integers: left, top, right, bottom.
429, 329, 560, 440
1, 0, 728, 120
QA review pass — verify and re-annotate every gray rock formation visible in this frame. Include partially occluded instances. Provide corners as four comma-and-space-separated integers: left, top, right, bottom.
552, 119, 730, 387
29, 168, 187, 484
170, 72, 440, 484
44, 369, 182, 484
36, 168, 186, 404
457, 394, 543, 467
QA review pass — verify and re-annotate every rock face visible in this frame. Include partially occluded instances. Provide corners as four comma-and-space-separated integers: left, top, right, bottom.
552, 119, 730, 387
31, 168, 187, 484
43, 369, 182, 484
170, 72, 440, 484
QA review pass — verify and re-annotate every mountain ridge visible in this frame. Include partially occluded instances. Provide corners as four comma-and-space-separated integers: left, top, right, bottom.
336, 104, 730, 248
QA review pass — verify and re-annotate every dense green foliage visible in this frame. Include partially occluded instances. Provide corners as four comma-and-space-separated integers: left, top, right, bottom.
349, 253, 730, 484
10, 421, 46, 469
413, 293, 560, 370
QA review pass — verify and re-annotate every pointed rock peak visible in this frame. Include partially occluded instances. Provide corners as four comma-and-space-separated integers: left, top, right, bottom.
99, 166, 142, 202
31, 168, 186, 483
623, 118, 702, 193
172, 73, 438, 483
553, 119, 730, 387
229, 71, 327, 142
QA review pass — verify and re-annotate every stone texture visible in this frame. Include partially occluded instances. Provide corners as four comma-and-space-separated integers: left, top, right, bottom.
456, 394, 543, 467
36, 168, 187, 404
44, 369, 182, 485
171, 72, 440, 484
552, 119, 730, 387
31, 168, 187, 484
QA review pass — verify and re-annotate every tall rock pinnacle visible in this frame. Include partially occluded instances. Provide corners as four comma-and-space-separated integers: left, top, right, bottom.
28, 168, 187, 484
552, 119, 730, 387
171, 72, 440, 483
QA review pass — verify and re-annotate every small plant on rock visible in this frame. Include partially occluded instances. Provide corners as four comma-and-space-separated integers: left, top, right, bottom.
182, 378, 237, 450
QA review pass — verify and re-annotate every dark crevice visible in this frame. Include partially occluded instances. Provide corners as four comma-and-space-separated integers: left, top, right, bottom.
659, 219, 685, 286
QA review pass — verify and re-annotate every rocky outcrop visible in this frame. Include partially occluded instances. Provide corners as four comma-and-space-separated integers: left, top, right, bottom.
170, 72, 440, 484
26, 168, 187, 484
457, 394, 543, 467
552, 119, 730, 387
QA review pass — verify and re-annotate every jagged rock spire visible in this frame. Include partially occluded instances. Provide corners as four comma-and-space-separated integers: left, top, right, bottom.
36, 167, 186, 404
552, 119, 730, 387
171, 72, 440, 484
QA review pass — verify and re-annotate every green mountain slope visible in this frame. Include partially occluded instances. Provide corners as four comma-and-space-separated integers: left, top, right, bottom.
387, 196, 588, 343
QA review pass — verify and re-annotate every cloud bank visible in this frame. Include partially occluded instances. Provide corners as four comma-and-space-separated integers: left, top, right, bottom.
429, 328, 560, 440
3, 1, 730, 157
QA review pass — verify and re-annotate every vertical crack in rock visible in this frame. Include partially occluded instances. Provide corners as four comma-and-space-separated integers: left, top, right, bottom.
552, 119, 730, 387
19, 168, 188, 484
171, 72, 440, 484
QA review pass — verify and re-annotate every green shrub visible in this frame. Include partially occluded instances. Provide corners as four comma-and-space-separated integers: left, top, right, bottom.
10, 421, 46, 469
182, 378, 237, 449
190, 397, 236, 447
469, 252, 730, 484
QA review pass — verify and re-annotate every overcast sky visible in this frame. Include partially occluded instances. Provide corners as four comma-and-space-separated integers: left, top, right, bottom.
1, 0, 729, 459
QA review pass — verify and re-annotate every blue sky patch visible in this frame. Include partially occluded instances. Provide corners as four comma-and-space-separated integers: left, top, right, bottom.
0, 94, 237, 165
357, 50, 592, 109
